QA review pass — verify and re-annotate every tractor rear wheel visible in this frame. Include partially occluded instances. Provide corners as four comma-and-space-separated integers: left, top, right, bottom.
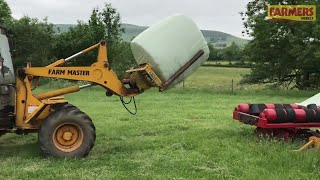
39, 104, 96, 158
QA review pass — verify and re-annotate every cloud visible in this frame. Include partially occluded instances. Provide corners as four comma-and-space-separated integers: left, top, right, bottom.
6, 0, 250, 38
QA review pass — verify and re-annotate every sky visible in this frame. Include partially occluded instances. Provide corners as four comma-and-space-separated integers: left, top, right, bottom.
6, 0, 250, 38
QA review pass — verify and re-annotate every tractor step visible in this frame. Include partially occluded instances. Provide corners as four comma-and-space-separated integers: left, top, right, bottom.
0, 105, 14, 129
0, 116, 14, 129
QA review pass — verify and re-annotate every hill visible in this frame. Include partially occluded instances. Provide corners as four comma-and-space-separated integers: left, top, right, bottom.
121, 23, 248, 47
53, 24, 75, 33
54, 23, 248, 47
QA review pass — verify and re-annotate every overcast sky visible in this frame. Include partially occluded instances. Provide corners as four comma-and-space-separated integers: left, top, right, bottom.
6, 0, 250, 38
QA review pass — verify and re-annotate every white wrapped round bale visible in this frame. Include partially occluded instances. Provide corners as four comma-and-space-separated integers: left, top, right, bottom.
130, 14, 209, 89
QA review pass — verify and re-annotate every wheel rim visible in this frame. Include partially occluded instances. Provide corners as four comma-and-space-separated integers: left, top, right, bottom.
53, 123, 84, 152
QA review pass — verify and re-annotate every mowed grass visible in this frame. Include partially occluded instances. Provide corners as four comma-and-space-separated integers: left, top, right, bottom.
1, 67, 320, 179
177, 66, 264, 91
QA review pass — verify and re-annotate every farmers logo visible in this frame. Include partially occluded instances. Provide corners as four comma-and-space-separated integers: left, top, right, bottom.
267, 5, 316, 21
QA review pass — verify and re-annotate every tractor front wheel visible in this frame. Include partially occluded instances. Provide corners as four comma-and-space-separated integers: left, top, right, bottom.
39, 104, 96, 158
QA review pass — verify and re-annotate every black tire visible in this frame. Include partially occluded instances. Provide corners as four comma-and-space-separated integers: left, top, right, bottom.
39, 104, 96, 158
52, 103, 77, 110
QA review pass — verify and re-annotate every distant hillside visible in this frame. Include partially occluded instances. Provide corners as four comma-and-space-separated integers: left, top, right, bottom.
201, 30, 248, 47
53, 24, 75, 33
121, 23, 248, 47
120, 23, 148, 41
54, 23, 248, 47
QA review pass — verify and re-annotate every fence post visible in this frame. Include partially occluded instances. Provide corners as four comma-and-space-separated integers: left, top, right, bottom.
232, 79, 234, 93
182, 80, 185, 90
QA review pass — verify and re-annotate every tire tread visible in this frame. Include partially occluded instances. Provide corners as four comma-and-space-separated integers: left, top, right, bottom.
39, 103, 95, 158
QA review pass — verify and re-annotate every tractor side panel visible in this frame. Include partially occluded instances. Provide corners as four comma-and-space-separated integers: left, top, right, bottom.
0, 85, 15, 128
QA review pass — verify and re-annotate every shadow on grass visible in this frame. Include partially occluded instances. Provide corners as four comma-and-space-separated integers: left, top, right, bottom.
0, 135, 41, 158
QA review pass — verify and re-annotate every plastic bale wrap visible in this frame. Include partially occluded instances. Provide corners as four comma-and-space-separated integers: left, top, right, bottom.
130, 14, 209, 89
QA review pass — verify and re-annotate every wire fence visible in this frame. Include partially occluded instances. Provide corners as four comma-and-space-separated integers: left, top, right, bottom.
38, 66, 267, 93
174, 79, 255, 93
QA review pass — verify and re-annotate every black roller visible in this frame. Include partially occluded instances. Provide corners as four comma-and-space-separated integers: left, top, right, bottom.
275, 109, 287, 123
258, 104, 268, 112
283, 104, 293, 110
315, 109, 320, 122
304, 109, 315, 123
274, 104, 283, 109
285, 109, 296, 123
307, 104, 318, 110
249, 104, 262, 116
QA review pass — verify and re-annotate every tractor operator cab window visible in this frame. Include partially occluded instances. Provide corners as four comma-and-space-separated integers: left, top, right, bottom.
0, 51, 4, 75
0, 28, 5, 75
0, 27, 6, 35
6, 31, 15, 54
0, 27, 15, 54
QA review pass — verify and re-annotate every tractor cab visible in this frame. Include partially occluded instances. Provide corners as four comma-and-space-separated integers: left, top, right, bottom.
0, 26, 15, 84
0, 26, 15, 130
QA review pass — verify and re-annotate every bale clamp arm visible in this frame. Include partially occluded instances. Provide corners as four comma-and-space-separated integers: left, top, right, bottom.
14, 40, 162, 129
14, 40, 204, 129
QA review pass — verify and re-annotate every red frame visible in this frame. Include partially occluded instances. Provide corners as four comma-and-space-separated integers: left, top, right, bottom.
233, 108, 320, 128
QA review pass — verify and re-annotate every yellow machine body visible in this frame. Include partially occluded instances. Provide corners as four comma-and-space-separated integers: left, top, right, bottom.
14, 41, 163, 131
0, 38, 205, 157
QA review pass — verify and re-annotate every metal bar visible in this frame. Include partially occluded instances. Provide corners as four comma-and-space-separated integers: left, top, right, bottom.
24, 103, 45, 123
65, 43, 100, 62
83, 43, 100, 53
65, 52, 83, 62
34, 86, 80, 100
46, 59, 65, 68
238, 112, 259, 125
79, 84, 93, 89
295, 140, 314, 151
160, 50, 204, 91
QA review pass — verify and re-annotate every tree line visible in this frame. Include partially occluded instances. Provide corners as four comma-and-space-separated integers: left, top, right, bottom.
1, 0, 320, 90
241, 0, 320, 90
208, 42, 244, 64
0, 0, 135, 77
209, 0, 320, 90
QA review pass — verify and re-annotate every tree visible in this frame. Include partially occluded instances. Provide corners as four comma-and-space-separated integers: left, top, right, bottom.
222, 41, 242, 63
241, 0, 320, 89
8, 17, 55, 68
100, 3, 124, 44
54, 3, 135, 76
0, 0, 11, 26
53, 19, 105, 66
207, 43, 222, 61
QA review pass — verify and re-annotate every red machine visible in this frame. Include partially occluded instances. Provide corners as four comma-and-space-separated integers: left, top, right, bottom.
233, 103, 320, 150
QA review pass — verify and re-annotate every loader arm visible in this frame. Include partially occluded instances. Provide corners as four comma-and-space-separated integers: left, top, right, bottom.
20, 40, 143, 97
14, 40, 163, 129
14, 40, 201, 130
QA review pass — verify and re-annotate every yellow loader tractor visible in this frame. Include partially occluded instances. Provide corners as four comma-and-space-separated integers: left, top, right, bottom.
0, 21, 208, 157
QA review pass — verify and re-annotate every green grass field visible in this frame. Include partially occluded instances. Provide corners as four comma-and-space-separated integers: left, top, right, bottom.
176, 66, 263, 91
1, 67, 320, 179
